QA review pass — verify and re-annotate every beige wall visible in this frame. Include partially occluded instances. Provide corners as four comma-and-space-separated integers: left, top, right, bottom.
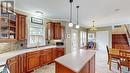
112, 25, 126, 34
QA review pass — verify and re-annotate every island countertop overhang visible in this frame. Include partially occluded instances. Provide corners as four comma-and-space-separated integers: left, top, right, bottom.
55, 49, 96, 73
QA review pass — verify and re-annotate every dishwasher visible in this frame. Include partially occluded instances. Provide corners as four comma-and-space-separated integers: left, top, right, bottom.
0, 64, 10, 73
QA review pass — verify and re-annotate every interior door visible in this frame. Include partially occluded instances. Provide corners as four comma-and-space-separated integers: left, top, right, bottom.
71, 29, 78, 52
96, 31, 109, 52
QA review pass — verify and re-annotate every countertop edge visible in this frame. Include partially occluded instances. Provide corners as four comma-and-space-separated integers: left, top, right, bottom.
55, 50, 96, 73
0, 45, 64, 66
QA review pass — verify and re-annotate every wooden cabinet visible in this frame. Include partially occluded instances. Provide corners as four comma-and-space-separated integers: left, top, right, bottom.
0, 13, 26, 42
46, 49, 53, 64
54, 23, 61, 39
16, 13, 26, 41
56, 48, 64, 58
0, 14, 17, 42
7, 56, 19, 73
26, 51, 40, 72
40, 50, 47, 66
52, 48, 57, 60
18, 54, 27, 73
46, 22, 64, 40
89, 55, 95, 73
46, 22, 55, 40
56, 55, 95, 73
6, 48, 65, 73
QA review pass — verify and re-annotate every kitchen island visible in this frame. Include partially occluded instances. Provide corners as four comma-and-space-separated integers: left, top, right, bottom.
55, 49, 96, 73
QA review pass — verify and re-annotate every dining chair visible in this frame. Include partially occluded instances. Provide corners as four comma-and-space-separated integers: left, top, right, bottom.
119, 50, 130, 73
106, 45, 120, 70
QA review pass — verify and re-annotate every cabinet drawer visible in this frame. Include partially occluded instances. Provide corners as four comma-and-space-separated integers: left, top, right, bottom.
27, 51, 40, 56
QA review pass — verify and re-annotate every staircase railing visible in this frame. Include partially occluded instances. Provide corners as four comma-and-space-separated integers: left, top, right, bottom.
124, 24, 130, 46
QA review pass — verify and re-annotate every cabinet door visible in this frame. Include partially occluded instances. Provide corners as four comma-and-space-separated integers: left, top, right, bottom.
40, 50, 47, 66
57, 48, 64, 58
7, 56, 19, 73
16, 13, 26, 41
46, 22, 55, 40
46, 49, 52, 63
54, 23, 61, 39
26, 51, 40, 71
52, 48, 57, 60
18, 54, 27, 73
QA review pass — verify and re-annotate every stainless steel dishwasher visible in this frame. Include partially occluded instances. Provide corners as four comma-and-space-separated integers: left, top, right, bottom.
0, 64, 10, 73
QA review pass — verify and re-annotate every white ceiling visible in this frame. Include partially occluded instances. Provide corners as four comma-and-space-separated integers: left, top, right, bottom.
15, 0, 130, 27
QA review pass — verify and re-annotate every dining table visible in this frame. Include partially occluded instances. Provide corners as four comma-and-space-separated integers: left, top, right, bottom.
109, 48, 130, 70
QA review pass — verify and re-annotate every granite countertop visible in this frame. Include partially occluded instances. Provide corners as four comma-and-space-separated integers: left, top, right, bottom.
55, 49, 96, 73
0, 45, 64, 66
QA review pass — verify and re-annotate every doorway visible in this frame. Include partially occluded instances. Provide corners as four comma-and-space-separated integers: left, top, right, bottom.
71, 29, 78, 52
96, 31, 109, 52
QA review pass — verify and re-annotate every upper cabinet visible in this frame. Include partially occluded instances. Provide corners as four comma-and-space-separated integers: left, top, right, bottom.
16, 13, 26, 41
54, 23, 61, 39
46, 22, 65, 40
0, 14, 17, 42
0, 13, 26, 42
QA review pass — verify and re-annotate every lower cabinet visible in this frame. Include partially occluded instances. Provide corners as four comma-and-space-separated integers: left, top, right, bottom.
40, 50, 47, 66
52, 48, 57, 60
18, 54, 27, 73
26, 51, 40, 72
7, 56, 19, 73
7, 48, 64, 73
56, 48, 64, 58
46, 49, 53, 64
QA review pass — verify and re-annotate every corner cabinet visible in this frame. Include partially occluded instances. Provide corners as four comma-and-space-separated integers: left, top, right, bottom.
16, 13, 26, 41
7, 56, 19, 73
0, 13, 26, 42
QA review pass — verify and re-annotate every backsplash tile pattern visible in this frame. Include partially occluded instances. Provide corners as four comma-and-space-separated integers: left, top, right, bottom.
0, 40, 27, 54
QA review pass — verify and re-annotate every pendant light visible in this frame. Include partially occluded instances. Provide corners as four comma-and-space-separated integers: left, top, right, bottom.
69, 0, 73, 27
90, 21, 97, 31
76, 6, 80, 29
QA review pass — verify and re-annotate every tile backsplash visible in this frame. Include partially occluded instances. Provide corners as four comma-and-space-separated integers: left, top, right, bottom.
0, 40, 27, 54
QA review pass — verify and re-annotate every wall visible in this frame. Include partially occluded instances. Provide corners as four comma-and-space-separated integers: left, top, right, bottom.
64, 23, 88, 53
88, 26, 112, 48
112, 25, 126, 34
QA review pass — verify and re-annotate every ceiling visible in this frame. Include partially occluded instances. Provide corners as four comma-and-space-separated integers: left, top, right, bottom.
15, 0, 130, 27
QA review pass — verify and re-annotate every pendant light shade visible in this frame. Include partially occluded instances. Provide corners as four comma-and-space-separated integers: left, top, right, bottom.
69, 23, 73, 27
76, 25, 80, 28
76, 6, 80, 29
69, 0, 73, 27
90, 21, 97, 31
